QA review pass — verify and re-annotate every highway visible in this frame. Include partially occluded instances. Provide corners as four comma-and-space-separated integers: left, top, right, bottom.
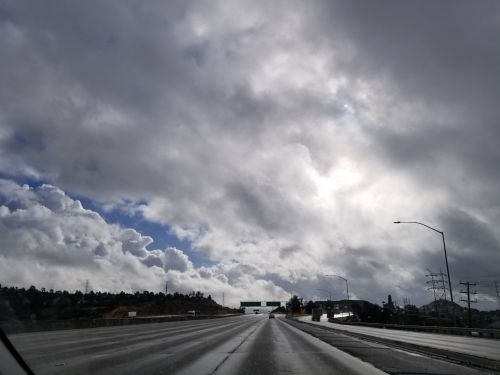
297, 316, 500, 361
7, 315, 493, 375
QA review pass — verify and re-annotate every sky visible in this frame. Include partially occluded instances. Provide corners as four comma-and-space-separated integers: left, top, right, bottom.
1, 1, 499, 310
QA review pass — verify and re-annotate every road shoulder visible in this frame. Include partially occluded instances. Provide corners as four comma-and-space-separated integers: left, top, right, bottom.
283, 318, 497, 375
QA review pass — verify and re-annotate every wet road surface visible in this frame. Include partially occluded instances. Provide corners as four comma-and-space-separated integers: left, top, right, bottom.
7, 315, 493, 374
297, 315, 500, 361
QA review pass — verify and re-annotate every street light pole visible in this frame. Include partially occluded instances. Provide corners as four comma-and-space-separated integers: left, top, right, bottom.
325, 274, 349, 302
394, 221, 453, 303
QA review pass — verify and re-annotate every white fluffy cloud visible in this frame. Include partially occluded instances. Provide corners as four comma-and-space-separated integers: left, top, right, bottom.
0, 180, 289, 306
1, 1, 500, 309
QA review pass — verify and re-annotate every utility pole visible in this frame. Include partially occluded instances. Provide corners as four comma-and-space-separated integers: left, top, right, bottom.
84, 280, 89, 295
165, 281, 168, 295
222, 292, 225, 306
460, 281, 477, 328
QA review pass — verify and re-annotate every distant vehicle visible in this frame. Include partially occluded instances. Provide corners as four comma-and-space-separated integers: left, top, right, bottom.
269, 313, 275, 319
312, 308, 322, 321
253, 309, 260, 314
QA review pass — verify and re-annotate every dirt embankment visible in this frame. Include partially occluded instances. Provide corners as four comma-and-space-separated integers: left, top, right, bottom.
104, 301, 237, 319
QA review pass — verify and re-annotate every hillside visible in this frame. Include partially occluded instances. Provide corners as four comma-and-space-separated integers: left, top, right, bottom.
0, 285, 239, 321
420, 299, 464, 315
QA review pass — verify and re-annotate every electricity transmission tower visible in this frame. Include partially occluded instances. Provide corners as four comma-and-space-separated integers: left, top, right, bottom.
426, 270, 448, 307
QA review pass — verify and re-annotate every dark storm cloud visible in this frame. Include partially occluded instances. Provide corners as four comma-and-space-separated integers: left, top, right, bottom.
3, 1, 191, 109
315, 1, 500, 185
317, 1, 500, 109
439, 209, 500, 279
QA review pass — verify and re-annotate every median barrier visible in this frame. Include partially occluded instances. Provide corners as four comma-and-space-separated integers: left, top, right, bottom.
329, 320, 500, 339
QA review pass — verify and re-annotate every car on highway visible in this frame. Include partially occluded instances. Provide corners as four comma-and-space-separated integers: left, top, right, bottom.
269, 313, 275, 319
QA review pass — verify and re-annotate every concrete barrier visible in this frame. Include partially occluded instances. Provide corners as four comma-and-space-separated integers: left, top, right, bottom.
329, 320, 500, 339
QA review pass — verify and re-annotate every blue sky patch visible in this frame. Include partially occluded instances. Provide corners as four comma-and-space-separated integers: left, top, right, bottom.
1, 173, 214, 267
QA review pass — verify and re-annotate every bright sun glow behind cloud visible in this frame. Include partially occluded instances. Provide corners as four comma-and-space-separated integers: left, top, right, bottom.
312, 158, 363, 206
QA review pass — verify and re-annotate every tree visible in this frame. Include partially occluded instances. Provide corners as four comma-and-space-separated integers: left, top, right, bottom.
289, 295, 302, 313
385, 294, 395, 311
304, 300, 315, 314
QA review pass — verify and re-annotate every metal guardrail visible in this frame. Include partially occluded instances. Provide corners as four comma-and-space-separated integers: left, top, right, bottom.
329, 320, 500, 339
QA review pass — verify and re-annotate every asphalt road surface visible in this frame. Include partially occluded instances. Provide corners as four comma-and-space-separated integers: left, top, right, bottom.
7, 315, 494, 375
298, 315, 500, 361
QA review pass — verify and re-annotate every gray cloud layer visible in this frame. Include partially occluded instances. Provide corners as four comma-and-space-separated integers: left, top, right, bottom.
1, 1, 499, 308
